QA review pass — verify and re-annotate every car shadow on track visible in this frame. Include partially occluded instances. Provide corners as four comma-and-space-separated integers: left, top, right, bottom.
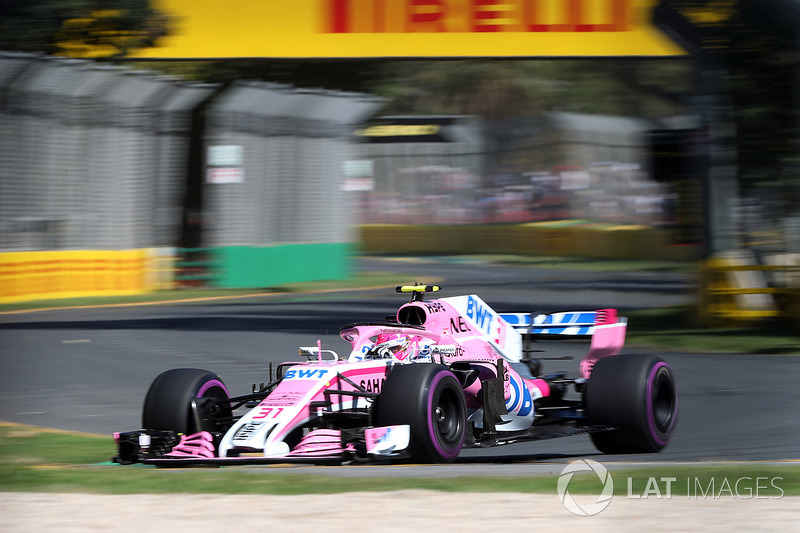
454, 452, 603, 464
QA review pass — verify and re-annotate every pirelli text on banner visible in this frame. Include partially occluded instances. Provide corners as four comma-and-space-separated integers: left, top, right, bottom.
324, 0, 632, 34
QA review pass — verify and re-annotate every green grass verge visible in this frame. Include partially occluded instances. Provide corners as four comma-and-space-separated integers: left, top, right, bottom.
625, 307, 800, 355
0, 289, 279, 312
455, 255, 696, 273
1, 425, 798, 496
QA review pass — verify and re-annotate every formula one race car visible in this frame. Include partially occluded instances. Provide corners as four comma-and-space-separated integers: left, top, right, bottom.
114, 285, 678, 465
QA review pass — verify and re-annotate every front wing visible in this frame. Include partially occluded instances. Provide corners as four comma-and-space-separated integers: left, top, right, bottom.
113, 422, 615, 466
113, 425, 412, 466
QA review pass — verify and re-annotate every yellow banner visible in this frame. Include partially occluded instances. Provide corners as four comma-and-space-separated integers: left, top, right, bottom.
133, 0, 685, 59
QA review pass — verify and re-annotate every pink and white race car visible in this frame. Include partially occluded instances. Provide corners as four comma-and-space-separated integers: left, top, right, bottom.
114, 285, 678, 465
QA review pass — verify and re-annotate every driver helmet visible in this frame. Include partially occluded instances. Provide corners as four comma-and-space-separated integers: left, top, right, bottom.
372, 334, 415, 360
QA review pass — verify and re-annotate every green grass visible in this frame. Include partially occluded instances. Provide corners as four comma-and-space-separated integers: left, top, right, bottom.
0, 289, 278, 313
626, 307, 800, 355
455, 255, 695, 273
1, 425, 798, 496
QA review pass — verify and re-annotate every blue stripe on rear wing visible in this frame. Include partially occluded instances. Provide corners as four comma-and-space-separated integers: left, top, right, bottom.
500, 311, 618, 336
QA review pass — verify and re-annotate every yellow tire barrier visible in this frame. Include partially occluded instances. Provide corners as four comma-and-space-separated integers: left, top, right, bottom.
698, 259, 800, 327
0, 250, 151, 304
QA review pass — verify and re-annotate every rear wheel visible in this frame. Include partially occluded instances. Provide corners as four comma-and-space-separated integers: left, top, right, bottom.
584, 354, 678, 453
142, 368, 232, 435
374, 364, 466, 462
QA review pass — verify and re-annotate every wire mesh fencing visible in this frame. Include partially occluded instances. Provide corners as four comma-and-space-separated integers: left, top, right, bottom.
0, 53, 213, 252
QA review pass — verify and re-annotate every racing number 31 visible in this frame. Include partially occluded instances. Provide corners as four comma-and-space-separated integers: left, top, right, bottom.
253, 406, 285, 419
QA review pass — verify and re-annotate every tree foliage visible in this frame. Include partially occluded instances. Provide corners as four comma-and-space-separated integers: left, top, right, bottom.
662, 0, 800, 198
156, 58, 692, 121
369, 59, 692, 121
724, 3, 798, 193
0, 0, 171, 58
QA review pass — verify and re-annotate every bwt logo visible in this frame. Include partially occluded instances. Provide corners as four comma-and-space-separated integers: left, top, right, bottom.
283, 369, 328, 380
558, 459, 614, 516
466, 296, 494, 332
465, 295, 507, 347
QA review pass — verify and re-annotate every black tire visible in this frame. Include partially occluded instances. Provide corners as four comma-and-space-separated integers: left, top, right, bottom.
374, 364, 466, 462
584, 354, 678, 453
142, 368, 231, 435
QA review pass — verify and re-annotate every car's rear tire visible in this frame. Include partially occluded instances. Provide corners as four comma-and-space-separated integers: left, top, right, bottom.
374, 364, 466, 462
584, 354, 678, 453
142, 368, 231, 435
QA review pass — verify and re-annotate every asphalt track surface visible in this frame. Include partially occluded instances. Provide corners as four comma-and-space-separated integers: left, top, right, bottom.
1, 256, 798, 474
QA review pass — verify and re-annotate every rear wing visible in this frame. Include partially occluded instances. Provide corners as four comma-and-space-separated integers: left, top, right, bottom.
499, 309, 624, 336
499, 309, 627, 379
429, 289, 625, 378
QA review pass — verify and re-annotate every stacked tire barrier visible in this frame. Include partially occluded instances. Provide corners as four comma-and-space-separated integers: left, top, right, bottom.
698, 253, 800, 327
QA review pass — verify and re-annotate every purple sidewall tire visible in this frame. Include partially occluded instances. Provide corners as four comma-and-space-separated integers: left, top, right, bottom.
142, 368, 231, 435
375, 363, 467, 462
585, 354, 678, 453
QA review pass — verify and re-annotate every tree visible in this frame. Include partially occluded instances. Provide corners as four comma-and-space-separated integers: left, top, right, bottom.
657, 0, 800, 208
0, 0, 171, 58
367, 59, 690, 120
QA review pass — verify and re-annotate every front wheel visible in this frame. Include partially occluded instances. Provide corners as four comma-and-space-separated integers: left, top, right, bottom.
374, 364, 467, 462
142, 368, 232, 435
584, 354, 678, 453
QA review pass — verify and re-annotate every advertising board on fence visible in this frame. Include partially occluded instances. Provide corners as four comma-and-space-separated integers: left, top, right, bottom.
135, 0, 685, 59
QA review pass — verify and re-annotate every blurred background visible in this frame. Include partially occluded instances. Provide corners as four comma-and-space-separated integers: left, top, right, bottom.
0, 0, 798, 325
